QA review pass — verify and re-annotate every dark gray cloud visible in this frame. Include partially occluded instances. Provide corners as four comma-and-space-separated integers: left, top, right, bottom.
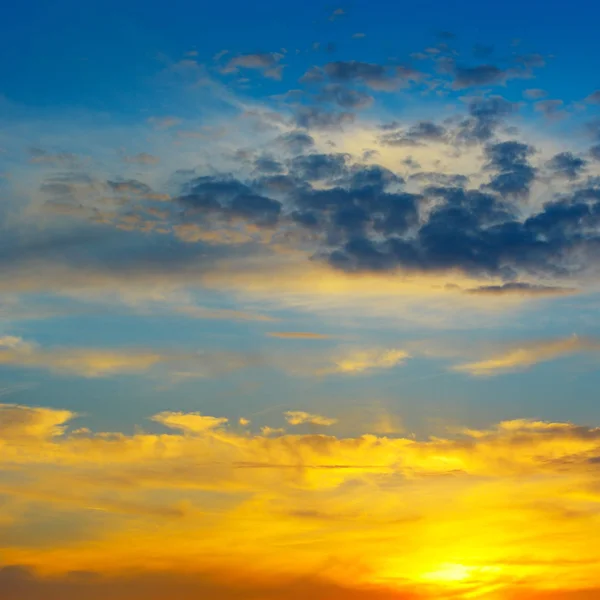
484, 141, 536, 197
276, 131, 315, 154
449, 53, 543, 90
590, 145, 600, 161
178, 176, 282, 227
253, 156, 285, 175
409, 172, 469, 187
546, 152, 587, 180
466, 282, 577, 296
379, 121, 447, 146
302, 61, 421, 91
294, 106, 355, 130
457, 96, 517, 143
453, 65, 508, 88
289, 153, 349, 182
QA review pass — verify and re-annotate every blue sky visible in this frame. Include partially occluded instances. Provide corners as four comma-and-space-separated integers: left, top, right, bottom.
1, 0, 600, 460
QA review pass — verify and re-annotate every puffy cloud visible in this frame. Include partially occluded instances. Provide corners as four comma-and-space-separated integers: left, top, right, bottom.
0, 403, 74, 440
452, 335, 600, 375
457, 95, 517, 143
546, 152, 588, 180
481, 140, 537, 198
152, 412, 229, 433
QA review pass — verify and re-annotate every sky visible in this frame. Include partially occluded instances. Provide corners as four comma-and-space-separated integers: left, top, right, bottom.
2, 0, 600, 598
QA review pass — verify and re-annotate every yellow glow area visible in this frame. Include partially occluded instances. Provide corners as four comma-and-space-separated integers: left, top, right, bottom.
3, 404, 600, 598
420, 563, 502, 583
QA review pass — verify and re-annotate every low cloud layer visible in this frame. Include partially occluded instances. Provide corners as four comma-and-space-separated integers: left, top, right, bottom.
2, 403, 600, 597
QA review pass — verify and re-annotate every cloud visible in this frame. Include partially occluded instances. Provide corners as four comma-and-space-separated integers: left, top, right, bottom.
0, 566, 417, 600
484, 140, 536, 197
585, 90, 600, 104
452, 64, 510, 88
452, 335, 600, 375
294, 106, 355, 129
465, 282, 578, 297
0, 335, 256, 378
284, 411, 338, 426
546, 152, 588, 180
457, 95, 517, 143
319, 347, 409, 375
0, 403, 74, 440
302, 61, 421, 91
152, 412, 229, 433
224, 53, 284, 79
535, 99, 566, 120
379, 121, 447, 147
3, 403, 600, 597
8, 59, 600, 310
276, 131, 315, 153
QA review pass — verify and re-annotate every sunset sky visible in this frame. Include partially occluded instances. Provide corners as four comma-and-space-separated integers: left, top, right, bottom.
2, 0, 600, 598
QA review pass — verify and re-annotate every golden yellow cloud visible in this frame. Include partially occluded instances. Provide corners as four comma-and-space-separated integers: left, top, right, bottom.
2, 403, 600, 598
284, 410, 338, 426
453, 335, 600, 376
319, 347, 409, 375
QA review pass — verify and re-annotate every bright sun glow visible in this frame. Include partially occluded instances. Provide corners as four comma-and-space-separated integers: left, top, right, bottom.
420, 563, 503, 584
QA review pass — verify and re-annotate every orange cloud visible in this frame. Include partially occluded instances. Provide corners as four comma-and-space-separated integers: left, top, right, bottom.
2, 403, 600, 598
